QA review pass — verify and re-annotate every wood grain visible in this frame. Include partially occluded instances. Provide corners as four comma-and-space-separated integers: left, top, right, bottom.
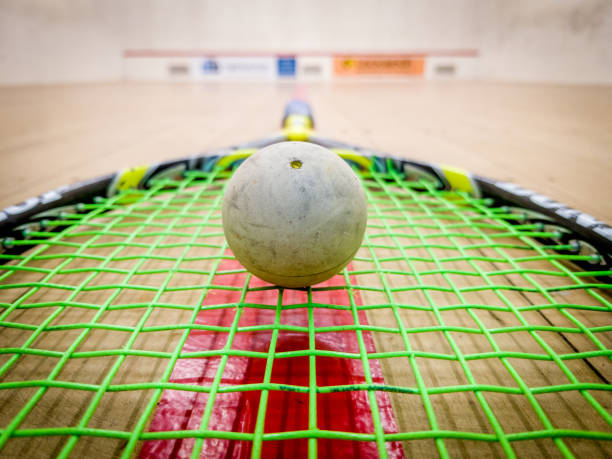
0, 81, 611, 223
0, 81, 610, 457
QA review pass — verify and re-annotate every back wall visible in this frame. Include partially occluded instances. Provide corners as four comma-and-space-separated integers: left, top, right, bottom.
0, 0, 610, 85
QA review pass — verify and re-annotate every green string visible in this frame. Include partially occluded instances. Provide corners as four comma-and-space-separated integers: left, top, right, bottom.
0, 165, 610, 458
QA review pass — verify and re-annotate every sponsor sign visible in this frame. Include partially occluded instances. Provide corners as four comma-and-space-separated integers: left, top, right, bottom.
217, 57, 276, 79
333, 56, 425, 76
202, 58, 219, 74
424, 56, 478, 79
296, 56, 333, 80
277, 56, 296, 77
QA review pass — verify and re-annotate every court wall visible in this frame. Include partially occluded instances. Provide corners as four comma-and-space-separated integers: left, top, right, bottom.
0, 0, 610, 85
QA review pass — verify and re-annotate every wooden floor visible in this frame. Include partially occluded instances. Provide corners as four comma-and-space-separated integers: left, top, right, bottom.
0, 81, 611, 223
0, 81, 611, 458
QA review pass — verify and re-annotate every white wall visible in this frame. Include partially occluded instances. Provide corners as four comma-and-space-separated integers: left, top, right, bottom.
0, 0, 611, 85
0, 0, 123, 84
119, 0, 479, 52
477, 0, 612, 84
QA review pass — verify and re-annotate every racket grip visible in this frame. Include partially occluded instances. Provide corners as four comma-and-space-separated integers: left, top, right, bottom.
282, 100, 315, 129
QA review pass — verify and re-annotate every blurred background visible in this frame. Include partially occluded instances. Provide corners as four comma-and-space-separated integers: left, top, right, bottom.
1, 0, 611, 84
0, 0, 611, 219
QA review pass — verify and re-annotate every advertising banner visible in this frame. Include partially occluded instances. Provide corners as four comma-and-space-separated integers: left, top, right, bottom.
333, 56, 425, 76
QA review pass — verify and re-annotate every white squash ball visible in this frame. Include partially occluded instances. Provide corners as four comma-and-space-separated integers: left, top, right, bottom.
222, 142, 367, 288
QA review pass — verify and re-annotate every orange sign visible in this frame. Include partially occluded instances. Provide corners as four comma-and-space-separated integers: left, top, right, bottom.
333, 56, 424, 76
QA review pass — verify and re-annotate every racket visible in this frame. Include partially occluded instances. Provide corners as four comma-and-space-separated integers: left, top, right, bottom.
0, 100, 611, 458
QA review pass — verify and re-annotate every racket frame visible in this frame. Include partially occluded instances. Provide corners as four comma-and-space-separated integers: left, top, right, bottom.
1, 101, 610, 280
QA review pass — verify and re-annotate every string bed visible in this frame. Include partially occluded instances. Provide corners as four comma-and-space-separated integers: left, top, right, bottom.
0, 163, 610, 458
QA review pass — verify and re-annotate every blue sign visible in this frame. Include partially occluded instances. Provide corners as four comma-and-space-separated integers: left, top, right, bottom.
277, 57, 296, 77
202, 59, 219, 74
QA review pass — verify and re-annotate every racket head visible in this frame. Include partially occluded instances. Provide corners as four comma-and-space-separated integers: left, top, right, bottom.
0, 103, 611, 458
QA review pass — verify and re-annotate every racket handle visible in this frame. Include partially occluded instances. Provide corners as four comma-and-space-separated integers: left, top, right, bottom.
282, 100, 315, 129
